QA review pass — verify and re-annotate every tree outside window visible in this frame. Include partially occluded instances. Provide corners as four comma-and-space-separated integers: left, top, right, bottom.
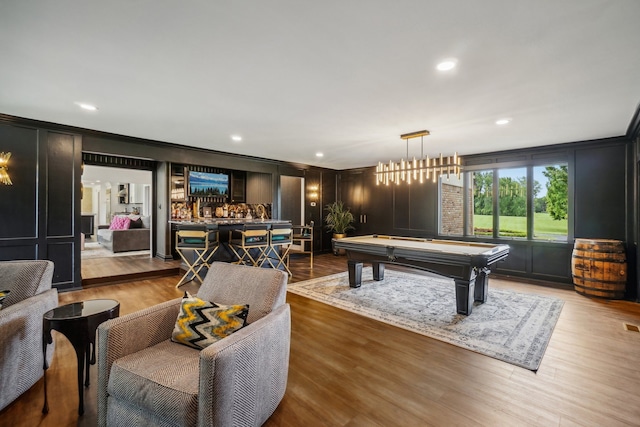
534, 164, 568, 240
497, 168, 527, 238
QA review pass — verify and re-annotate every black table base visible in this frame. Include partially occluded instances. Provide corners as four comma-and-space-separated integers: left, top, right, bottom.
347, 260, 492, 315
42, 299, 120, 415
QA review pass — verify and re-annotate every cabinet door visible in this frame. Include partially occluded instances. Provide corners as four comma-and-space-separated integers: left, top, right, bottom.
361, 170, 393, 235
339, 171, 363, 233
231, 171, 246, 203
391, 178, 437, 235
129, 183, 145, 204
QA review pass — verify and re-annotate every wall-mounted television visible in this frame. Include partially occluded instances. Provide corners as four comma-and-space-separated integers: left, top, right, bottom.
188, 171, 229, 198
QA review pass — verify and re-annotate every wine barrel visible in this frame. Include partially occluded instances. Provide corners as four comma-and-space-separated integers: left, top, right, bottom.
571, 239, 627, 299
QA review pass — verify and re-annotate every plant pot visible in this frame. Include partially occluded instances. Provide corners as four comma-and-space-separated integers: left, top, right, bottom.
332, 233, 346, 255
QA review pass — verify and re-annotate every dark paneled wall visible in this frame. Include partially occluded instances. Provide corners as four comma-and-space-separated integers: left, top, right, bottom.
0, 122, 81, 289
340, 137, 637, 299
2, 113, 637, 298
574, 144, 627, 240
246, 172, 273, 204
319, 170, 338, 251
280, 176, 303, 225
0, 125, 39, 247
0, 115, 338, 283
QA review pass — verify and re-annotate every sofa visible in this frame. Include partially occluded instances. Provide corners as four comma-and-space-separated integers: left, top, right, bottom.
97, 262, 291, 427
0, 260, 58, 411
97, 215, 150, 253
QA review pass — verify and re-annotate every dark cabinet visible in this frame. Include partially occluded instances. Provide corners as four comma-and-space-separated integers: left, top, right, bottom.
365, 174, 393, 235
392, 180, 437, 235
342, 168, 435, 237
231, 171, 246, 203
340, 170, 393, 235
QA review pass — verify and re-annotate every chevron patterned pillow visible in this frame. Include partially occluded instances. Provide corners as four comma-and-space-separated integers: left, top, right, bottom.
171, 292, 249, 350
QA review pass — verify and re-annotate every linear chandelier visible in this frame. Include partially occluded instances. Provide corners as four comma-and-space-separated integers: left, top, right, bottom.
375, 130, 462, 185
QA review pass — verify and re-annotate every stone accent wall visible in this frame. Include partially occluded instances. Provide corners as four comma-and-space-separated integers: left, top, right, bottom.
441, 181, 464, 235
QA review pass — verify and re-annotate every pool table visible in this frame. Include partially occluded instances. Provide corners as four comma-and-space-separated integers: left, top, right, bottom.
333, 235, 510, 315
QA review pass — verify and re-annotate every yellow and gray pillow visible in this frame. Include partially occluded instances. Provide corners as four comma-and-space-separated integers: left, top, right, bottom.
0, 290, 9, 309
171, 292, 249, 350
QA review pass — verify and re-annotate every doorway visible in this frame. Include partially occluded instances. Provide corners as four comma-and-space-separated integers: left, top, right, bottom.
81, 165, 154, 277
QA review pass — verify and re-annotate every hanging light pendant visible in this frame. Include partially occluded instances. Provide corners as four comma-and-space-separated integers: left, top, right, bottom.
375, 131, 462, 186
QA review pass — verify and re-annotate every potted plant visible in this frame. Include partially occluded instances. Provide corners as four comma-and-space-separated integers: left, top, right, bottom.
324, 201, 355, 255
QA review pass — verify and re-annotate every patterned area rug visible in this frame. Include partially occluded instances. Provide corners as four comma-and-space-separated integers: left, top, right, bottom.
287, 268, 564, 371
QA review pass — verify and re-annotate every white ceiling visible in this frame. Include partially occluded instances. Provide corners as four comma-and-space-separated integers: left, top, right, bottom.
1, 1, 639, 170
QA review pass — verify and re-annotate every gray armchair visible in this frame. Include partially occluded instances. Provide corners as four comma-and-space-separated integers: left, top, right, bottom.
97, 262, 291, 427
0, 260, 58, 411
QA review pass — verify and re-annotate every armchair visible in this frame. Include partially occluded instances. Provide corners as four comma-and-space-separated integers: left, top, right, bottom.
0, 260, 58, 411
97, 262, 290, 427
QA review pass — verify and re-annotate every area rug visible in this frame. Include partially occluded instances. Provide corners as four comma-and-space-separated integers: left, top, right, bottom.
287, 268, 564, 371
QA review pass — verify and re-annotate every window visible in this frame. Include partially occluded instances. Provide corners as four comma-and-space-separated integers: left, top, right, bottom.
470, 170, 493, 236
533, 164, 568, 240
439, 163, 568, 241
498, 168, 527, 238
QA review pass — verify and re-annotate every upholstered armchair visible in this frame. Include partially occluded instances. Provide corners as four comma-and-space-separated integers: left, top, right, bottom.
0, 260, 58, 411
97, 262, 291, 427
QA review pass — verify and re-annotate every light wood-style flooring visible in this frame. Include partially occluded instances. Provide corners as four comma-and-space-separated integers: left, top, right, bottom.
81, 252, 182, 287
2, 253, 640, 426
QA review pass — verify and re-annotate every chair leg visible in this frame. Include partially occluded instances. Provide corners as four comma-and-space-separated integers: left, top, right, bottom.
247, 246, 269, 267
228, 244, 247, 265
269, 244, 292, 277
176, 249, 208, 288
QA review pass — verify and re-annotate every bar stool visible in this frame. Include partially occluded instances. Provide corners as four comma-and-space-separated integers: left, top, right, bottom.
291, 223, 314, 269
268, 223, 293, 277
175, 224, 219, 288
228, 224, 270, 267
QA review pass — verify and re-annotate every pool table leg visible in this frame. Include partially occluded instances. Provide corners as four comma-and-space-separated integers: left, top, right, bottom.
347, 260, 362, 288
474, 267, 490, 303
454, 267, 479, 315
454, 278, 474, 315
372, 262, 385, 281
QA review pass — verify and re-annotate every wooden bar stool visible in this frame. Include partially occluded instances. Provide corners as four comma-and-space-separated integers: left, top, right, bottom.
228, 224, 270, 267
291, 223, 313, 269
268, 223, 293, 277
175, 224, 219, 288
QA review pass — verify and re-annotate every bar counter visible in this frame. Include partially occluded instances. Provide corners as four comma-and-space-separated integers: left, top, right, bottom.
170, 218, 290, 226
169, 218, 291, 264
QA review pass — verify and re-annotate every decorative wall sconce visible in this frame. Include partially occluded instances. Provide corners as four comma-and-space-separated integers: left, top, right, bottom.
375, 130, 462, 186
0, 152, 12, 185
308, 184, 319, 206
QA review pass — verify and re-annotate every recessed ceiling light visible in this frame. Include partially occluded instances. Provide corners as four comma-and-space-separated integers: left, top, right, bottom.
436, 60, 457, 71
316, 152, 324, 158
496, 118, 511, 125
75, 102, 98, 111
231, 135, 242, 142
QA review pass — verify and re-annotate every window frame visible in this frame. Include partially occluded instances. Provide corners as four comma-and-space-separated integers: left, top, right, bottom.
438, 156, 571, 242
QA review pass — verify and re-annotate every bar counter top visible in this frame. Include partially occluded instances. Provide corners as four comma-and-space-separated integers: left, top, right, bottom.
170, 218, 291, 226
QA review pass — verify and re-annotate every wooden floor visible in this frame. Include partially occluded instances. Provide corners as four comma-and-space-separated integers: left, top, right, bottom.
81, 249, 182, 287
2, 253, 640, 426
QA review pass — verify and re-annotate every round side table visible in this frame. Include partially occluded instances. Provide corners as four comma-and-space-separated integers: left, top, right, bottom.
42, 299, 120, 415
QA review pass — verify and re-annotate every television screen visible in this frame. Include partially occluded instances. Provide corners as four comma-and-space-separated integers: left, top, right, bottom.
188, 171, 229, 198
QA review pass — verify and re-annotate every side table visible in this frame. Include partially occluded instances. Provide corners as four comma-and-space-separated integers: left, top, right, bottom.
42, 299, 120, 415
